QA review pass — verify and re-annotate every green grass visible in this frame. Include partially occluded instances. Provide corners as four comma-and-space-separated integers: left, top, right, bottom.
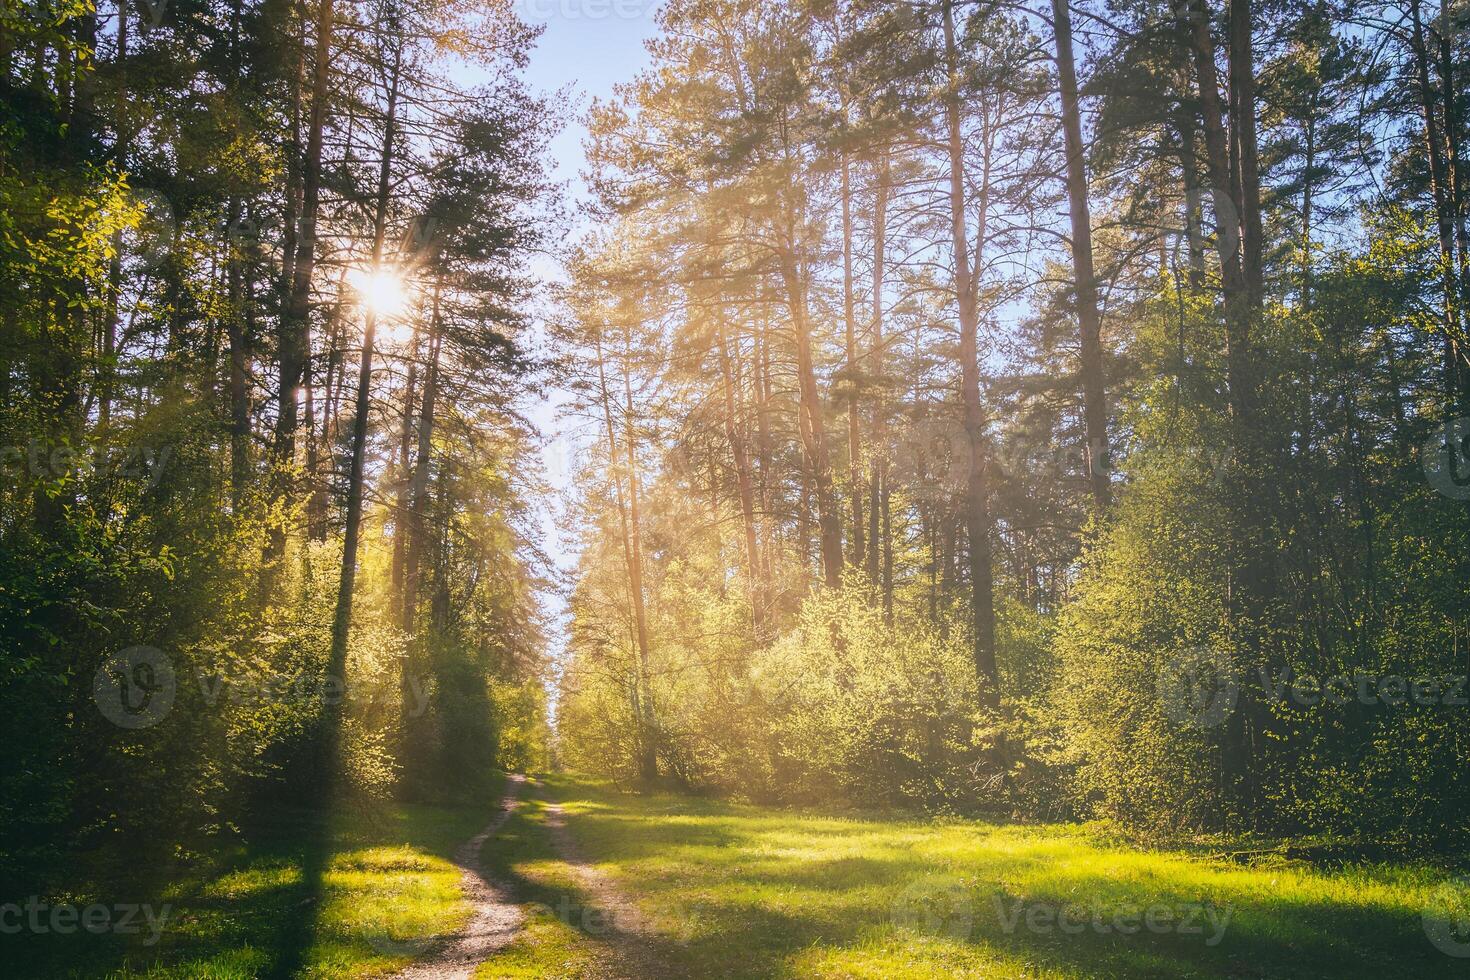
14, 773, 1469, 978
8, 784, 504, 979
482, 774, 1468, 979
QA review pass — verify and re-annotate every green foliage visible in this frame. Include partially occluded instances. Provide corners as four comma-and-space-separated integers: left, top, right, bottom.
491, 677, 552, 774
1052, 216, 1470, 844
745, 586, 979, 809
1, 0, 550, 894
1052, 439, 1236, 831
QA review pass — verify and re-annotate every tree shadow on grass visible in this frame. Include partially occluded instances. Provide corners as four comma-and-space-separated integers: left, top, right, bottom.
979, 865, 1450, 979
261, 807, 334, 980
3, 827, 326, 979
262, 792, 503, 978
7, 768, 514, 980
512, 779, 1461, 980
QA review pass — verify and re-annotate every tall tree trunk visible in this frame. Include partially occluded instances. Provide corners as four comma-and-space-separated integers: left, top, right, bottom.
324, 45, 399, 787
226, 198, 252, 504
1186, 0, 1276, 828
1177, 108, 1207, 286
926, 503, 940, 621
593, 324, 657, 782
273, 0, 337, 502
98, 0, 127, 436
1410, 0, 1467, 404
1300, 103, 1316, 308
302, 347, 317, 507
867, 154, 890, 612
307, 272, 345, 540
756, 310, 775, 586
880, 472, 893, 618
621, 345, 657, 781
1051, 0, 1111, 512
397, 291, 440, 778
781, 245, 843, 587
401, 289, 441, 635
943, 0, 999, 703
841, 149, 864, 571
715, 316, 763, 629
390, 339, 419, 601
1227, 0, 1264, 307
1441, 2, 1470, 382
1185, 0, 1253, 423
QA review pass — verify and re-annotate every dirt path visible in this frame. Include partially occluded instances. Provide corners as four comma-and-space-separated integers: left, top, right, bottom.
542, 796, 676, 979
391, 774, 527, 980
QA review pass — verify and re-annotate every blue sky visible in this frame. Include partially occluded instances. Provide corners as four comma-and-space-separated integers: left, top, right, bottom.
517, 0, 661, 192
513, 1, 660, 668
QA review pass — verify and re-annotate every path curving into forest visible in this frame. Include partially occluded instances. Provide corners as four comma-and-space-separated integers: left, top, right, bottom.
391, 774, 528, 980
542, 795, 676, 979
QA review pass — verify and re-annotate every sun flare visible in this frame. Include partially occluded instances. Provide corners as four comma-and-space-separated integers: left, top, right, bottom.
349, 267, 414, 321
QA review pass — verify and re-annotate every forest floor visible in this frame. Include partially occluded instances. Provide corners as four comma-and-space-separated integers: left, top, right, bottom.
12, 773, 1467, 978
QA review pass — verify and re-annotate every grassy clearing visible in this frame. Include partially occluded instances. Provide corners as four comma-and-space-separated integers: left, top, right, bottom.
12, 772, 1466, 978
8, 786, 502, 980
488, 774, 1466, 979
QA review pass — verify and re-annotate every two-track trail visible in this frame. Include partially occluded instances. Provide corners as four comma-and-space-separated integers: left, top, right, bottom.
392, 774, 527, 980
392, 774, 673, 979
541, 795, 678, 980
